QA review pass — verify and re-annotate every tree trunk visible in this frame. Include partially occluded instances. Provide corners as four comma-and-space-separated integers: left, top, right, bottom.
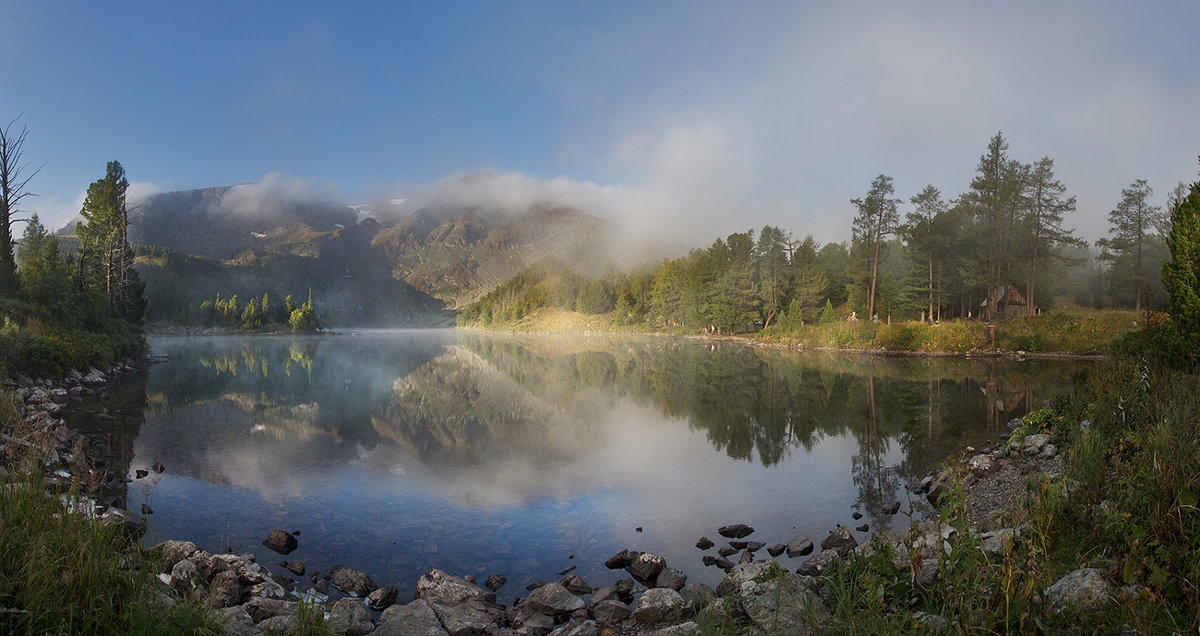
869, 216, 882, 318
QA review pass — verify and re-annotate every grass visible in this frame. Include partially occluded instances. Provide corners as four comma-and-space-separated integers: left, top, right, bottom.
0, 400, 220, 635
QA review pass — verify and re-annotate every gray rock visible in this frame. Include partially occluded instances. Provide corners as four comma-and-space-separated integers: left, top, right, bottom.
327, 597, 375, 636
510, 604, 554, 635
1023, 433, 1051, 455
216, 606, 262, 636
484, 574, 507, 592
627, 552, 666, 584
967, 453, 997, 475
820, 526, 858, 554
587, 586, 616, 606
641, 621, 699, 636
333, 568, 378, 597
157, 541, 198, 574
1040, 443, 1057, 458
796, 550, 841, 577
612, 578, 637, 602
715, 561, 772, 597
416, 569, 504, 636
631, 588, 689, 624
589, 599, 631, 624
603, 549, 640, 570
170, 558, 199, 596
717, 523, 754, 538
368, 584, 398, 610
283, 561, 305, 576
695, 536, 714, 550
766, 544, 786, 557
786, 535, 814, 558
1007, 417, 1023, 431
740, 572, 826, 635
716, 546, 737, 557
677, 582, 715, 614
713, 557, 735, 571
738, 549, 754, 564
256, 615, 299, 634
525, 582, 585, 615
205, 569, 242, 609
376, 599, 449, 636
546, 619, 601, 636
655, 568, 686, 591
262, 529, 298, 555
243, 596, 297, 623
559, 574, 592, 595
1046, 568, 1113, 611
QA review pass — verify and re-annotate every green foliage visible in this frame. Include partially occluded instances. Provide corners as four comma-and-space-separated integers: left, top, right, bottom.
1162, 178, 1200, 359
0, 473, 220, 634
289, 291, 319, 333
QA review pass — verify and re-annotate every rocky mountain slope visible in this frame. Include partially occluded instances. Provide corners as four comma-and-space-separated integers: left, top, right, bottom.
92, 182, 613, 326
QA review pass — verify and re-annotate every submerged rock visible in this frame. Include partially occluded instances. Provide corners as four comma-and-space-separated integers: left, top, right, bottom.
262, 529, 297, 555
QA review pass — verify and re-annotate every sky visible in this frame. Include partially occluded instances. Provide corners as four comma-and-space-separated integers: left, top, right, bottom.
3, 1, 1199, 248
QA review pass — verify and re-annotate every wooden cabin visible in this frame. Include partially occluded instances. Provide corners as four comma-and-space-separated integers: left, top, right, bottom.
981, 284, 1030, 319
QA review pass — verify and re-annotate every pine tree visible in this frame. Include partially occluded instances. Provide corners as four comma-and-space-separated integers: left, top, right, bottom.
1162, 174, 1200, 355
851, 175, 901, 320
1098, 179, 1166, 309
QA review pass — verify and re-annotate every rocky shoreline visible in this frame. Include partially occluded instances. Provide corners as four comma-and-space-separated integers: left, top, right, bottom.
2, 359, 1113, 635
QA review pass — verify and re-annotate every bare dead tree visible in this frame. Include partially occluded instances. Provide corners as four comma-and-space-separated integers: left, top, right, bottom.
0, 115, 45, 296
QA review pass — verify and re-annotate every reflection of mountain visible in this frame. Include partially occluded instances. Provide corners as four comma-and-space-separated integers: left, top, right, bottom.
372, 345, 604, 470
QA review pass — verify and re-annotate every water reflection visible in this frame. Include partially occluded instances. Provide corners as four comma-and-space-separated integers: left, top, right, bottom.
67, 330, 1090, 599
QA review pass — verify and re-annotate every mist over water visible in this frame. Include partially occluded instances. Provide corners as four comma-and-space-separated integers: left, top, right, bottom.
66, 331, 1091, 601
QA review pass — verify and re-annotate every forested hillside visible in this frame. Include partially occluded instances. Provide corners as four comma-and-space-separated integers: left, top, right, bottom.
460, 133, 1182, 335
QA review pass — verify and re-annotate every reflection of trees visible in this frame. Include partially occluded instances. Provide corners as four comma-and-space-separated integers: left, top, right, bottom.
458, 334, 1088, 483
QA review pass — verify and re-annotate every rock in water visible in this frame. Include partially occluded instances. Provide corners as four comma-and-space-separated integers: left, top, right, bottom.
820, 526, 858, 554
262, 529, 298, 555
484, 574, 507, 592
368, 584, 399, 610
695, 536, 714, 550
631, 588, 688, 624
525, 582, 585, 615
717, 523, 754, 538
604, 549, 640, 570
627, 553, 666, 584
885, 501, 901, 515
332, 568, 378, 597
767, 544, 786, 557
785, 535, 813, 558
151, 461, 165, 473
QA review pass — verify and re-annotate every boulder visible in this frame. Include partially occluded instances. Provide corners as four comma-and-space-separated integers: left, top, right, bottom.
205, 570, 242, 609
333, 568, 378, 597
169, 558, 199, 596
627, 552, 666, 584
262, 529, 298, 555
525, 582, 585, 615
717, 546, 737, 557
655, 568, 686, 591
1023, 433, 1051, 455
484, 574, 507, 592
216, 606, 261, 636
510, 604, 554, 634
677, 582, 715, 614
376, 599, 449, 636
695, 536, 714, 550
796, 550, 841, 577
1046, 568, 1114, 611
416, 569, 503, 636
740, 572, 826, 635
603, 549, 640, 570
717, 523, 754, 538
417, 569, 497, 605
368, 584, 399, 610
641, 621, 699, 636
786, 535, 814, 558
158, 540, 199, 573
243, 596, 298, 623
547, 619, 601, 636
968, 453, 997, 475
713, 557, 735, 571
820, 526, 858, 554
589, 599, 631, 624
327, 597, 375, 636
256, 615, 299, 633
631, 588, 689, 624
715, 561, 773, 597
283, 561, 306, 576
766, 544, 786, 557
587, 586, 616, 606
559, 574, 592, 595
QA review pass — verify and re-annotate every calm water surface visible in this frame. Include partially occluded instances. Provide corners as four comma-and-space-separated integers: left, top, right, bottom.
67, 330, 1092, 600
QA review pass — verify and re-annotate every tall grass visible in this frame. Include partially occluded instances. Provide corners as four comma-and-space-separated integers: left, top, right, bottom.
0, 411, 219, 634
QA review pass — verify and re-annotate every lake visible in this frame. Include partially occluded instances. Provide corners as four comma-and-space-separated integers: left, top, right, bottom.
65, 330, 1092, 601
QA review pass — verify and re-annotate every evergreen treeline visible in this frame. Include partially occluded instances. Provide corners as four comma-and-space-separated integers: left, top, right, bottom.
1, 121, 147, 377
185, 290, 320, 333
460, 132, 1185, 333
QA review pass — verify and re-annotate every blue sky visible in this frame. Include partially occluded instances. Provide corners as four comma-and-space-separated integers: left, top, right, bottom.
3, 1, 1199, 246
